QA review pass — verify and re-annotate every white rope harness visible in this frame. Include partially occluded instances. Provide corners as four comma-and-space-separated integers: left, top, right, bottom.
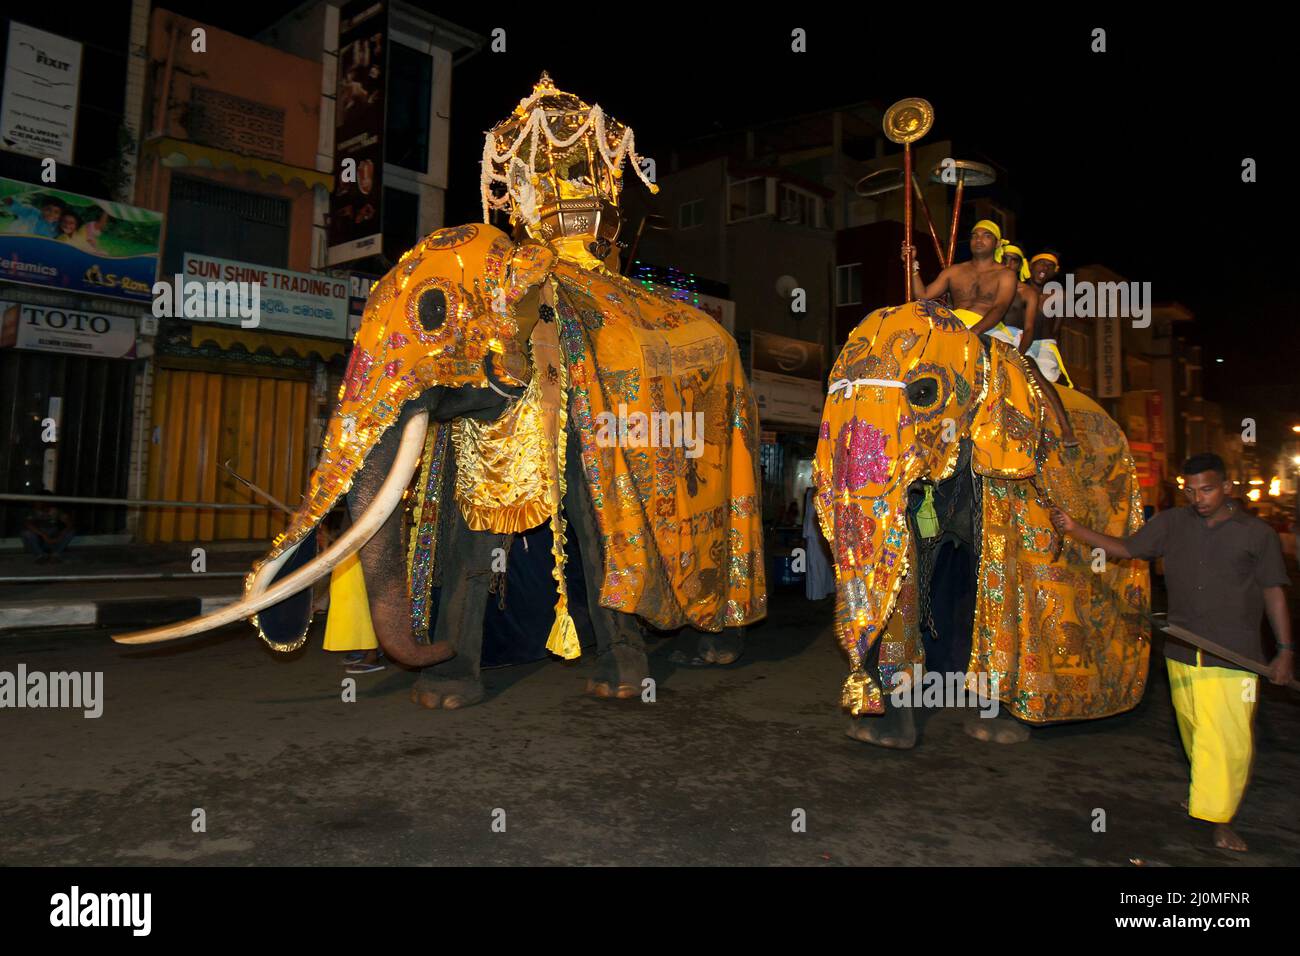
828, 377, 906, 398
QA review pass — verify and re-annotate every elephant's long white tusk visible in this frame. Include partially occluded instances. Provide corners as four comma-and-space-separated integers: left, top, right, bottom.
113, 410, 431, 646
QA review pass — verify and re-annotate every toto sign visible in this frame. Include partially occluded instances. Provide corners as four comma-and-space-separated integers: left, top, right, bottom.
0, 300, 137, 358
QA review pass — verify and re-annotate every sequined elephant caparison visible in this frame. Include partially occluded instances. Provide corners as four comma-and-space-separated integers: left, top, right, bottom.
812, 299, 1149, 745
116, 75, 767, 709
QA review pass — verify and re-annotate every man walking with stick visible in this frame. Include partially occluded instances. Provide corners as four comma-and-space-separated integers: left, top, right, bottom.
1051, 452, 1294, 852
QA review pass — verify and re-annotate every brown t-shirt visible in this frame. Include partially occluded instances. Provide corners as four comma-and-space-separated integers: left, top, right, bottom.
1125, 502, 1290, 669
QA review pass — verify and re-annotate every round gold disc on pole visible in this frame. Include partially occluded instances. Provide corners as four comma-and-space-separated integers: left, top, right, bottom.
883, 97, 934, 145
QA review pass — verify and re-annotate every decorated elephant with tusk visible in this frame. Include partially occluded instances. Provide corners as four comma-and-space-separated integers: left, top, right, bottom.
118, 75, 767, 706
812, 298, 1150, 748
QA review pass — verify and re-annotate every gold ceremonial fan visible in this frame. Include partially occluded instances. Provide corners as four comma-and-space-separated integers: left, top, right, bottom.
883, 97, 934, 145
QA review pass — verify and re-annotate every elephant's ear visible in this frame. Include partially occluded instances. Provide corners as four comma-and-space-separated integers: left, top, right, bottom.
504, 240, 556, 305
970, 343, 1044, 479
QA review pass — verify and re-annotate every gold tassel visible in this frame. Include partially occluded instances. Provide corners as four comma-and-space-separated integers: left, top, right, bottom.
536, 280, 581, 660
840, 669, 884, 716
545, 593, 582, 659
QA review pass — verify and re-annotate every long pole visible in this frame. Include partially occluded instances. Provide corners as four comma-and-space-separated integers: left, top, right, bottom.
903, 142, 914, 302
911, 174, 946, 265
0, 493, 272, 511
945, 170, 966, 268
1162, 621, 1300, 692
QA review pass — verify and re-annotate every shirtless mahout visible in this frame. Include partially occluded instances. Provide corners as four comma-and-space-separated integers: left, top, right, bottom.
908, 221, 1078, 445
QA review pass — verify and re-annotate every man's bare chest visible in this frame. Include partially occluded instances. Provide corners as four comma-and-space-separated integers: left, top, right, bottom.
952, 269, 1002, 308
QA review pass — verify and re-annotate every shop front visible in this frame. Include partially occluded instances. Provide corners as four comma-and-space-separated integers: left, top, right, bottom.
0, 176, 162, 543
141, 254, 350, 543
750, 331, 826, 586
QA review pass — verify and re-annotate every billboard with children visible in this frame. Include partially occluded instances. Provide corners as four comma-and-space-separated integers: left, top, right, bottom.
0, 177, 162, 303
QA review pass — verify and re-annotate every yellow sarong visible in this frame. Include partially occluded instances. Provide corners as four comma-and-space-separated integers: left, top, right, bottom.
322, 553, 378, 651
1167, 657, 1257, 823
952, 307, 1018, 347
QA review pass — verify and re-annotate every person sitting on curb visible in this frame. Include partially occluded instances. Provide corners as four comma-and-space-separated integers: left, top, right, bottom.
21, 493, 75, 564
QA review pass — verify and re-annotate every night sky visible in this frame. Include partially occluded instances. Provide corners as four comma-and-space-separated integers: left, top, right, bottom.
178, 4, 1297, 449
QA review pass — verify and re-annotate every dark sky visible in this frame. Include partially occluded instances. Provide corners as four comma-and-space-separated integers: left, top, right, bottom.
177, 3, 1297, 442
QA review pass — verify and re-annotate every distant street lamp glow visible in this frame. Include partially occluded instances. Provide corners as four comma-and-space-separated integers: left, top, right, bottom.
1247, 488, 1262, 501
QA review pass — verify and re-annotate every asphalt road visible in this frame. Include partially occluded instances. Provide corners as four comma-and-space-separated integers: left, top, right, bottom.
2, 593, 1298, 866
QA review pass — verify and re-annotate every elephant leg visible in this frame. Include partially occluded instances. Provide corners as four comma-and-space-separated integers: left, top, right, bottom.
410, 508, 499, 711
845, 624, 917, 750
563, 428, 648, 700
695, 626, 744, 665
963, 711, 1030, 744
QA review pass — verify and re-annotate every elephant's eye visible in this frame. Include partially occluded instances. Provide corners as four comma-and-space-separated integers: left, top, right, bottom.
417, 289, 447, 331
906, 376, 939, 408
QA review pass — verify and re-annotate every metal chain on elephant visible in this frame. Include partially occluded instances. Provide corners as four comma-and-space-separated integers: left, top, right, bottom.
487, 532, 513, 610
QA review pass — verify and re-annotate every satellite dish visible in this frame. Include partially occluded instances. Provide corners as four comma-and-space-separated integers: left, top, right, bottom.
775, 274, 800, 299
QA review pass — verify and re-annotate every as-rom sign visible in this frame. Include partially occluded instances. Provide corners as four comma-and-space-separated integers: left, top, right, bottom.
0, 300, 136, 358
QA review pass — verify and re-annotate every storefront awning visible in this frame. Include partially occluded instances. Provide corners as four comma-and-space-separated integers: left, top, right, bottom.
191, 325, 345, 362
144, 137, 334, 192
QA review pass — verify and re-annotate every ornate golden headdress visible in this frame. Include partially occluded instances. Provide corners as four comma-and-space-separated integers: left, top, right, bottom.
480, 72, 658, 256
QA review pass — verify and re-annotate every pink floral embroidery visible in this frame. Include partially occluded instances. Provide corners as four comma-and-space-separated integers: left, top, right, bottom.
834, 501, 877, 566
834, 419, 892, 490
387, 332, 409, 349
342, 348, 374, 402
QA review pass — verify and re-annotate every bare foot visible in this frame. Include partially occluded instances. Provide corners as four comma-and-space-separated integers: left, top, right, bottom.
1213, 823, 1248, 852
964, 716, 1030, 744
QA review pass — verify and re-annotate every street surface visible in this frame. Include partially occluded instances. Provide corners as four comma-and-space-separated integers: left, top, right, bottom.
3, 592, 1297, 866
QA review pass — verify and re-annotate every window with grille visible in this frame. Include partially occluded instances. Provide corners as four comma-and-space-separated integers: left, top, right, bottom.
162, 176, 290, 276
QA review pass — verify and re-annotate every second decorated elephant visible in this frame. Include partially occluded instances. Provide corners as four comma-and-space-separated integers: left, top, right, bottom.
813, 298, 1150, 748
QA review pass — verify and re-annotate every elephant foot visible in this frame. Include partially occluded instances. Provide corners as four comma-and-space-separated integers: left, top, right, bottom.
845, 706, 916, 750
963, 714, 1029, 744
584, 678, 641, 700
409, 676, 486, 711
585, 643, 648, 701
696, 630, 744, 666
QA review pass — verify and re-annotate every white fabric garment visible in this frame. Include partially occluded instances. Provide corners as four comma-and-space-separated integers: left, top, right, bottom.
991, 324, 1023, 348
802, 485, 835, 600
1025, 337, 1063, 382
